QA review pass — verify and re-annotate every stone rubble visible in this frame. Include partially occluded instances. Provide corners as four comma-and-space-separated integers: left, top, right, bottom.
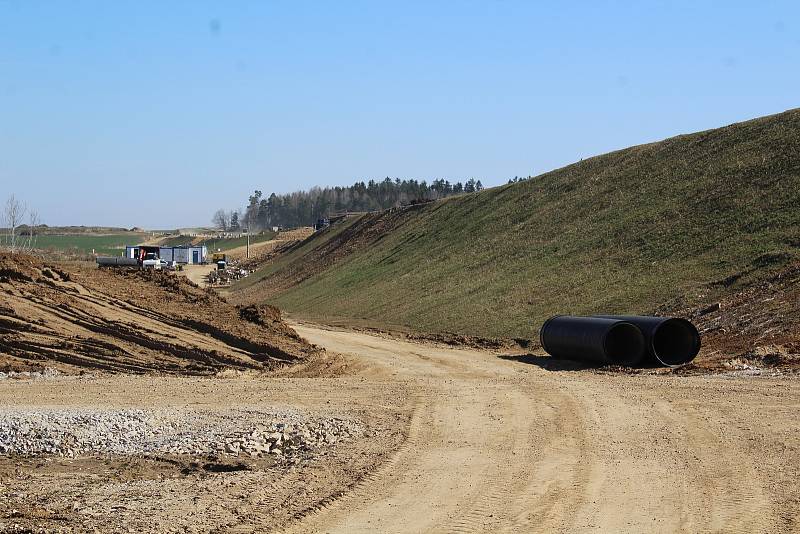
0, 408, 363, 461
0, 368, 61, 380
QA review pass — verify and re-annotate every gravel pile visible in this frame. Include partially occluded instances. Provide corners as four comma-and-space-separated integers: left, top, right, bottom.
0, 408, 363, 461
0, 368, 61, 380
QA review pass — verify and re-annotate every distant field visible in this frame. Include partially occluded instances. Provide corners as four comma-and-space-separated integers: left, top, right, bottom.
29, 230, 279, 257
32, 234, 148, 256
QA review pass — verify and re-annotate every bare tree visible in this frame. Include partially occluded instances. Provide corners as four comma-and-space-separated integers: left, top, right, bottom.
3, 194, 27, 254
25, 210, 40, 250
212, 209, 230, 231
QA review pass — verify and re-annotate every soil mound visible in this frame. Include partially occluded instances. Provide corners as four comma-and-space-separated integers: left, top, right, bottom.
238, 304, 300, 340
674, 260, 800, 373
0, 253, 321, 375
239, 303, 282, 325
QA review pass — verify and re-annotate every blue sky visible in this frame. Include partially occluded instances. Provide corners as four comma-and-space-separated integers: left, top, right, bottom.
1, 1, 798, 228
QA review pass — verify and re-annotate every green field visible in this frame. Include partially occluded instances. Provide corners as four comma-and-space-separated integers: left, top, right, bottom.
32, 233, 148, 256
28, 231, 277, 257
234, 108, 800, 339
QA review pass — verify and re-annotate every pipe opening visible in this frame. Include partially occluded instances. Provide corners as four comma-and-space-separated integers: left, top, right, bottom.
603, 323, 645, 366
652, 319, 700, 366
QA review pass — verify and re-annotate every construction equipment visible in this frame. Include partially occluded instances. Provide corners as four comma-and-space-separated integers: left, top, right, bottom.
540, 316, 645, 367
539, 315, 701, 368
141, 252, 161, 269
96, 257, 139, 268
593, 315, 700, 367
212, 251, 227, 270
96, 245, 162, 269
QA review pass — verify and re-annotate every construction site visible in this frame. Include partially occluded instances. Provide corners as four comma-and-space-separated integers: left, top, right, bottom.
1, 246, 799, 532
0, 109, 799, 532
3, 2, 800, 529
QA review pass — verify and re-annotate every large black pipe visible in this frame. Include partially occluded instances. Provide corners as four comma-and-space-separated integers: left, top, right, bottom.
540, 316, 646, 367
594, 316, 700, 367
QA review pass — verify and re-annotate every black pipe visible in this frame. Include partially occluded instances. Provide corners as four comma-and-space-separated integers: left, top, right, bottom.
594, 316, 700, 367
539, 316, 646, 367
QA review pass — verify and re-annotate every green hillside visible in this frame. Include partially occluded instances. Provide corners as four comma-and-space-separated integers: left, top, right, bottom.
233, 109, 800, 339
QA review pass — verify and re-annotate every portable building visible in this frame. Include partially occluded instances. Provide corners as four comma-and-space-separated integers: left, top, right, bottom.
126, 244, 206, 264
188, 245, 207, 264
173, 247, 190, 264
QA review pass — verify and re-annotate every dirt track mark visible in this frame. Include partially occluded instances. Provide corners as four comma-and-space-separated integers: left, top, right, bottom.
0, 254, 317, 375
283, 323, 798, 534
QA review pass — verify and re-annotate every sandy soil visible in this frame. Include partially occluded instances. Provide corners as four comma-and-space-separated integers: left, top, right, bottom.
2, 322, 797, 532
286, 323, 799, 533
0, 373, 411, 533
179, 263, 216, 287
225, 239, 284, 262
0, 254, 318, 375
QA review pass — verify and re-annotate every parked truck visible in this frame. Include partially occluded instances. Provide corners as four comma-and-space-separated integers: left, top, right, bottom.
96, 245, 162, 269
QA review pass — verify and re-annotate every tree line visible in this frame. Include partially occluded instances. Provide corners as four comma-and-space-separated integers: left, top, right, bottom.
213, 177, 485, 230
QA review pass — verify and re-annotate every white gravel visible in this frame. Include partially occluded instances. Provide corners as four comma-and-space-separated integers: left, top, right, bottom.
0, 408, 364, 461
0, 368, 61, 381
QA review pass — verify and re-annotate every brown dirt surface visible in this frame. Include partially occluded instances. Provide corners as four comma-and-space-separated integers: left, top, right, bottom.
0, 322, 798, 532
285, 324, 800, 533
0, 253, 320, 375
0, 373, 410, 533
179, 263, 216, 287
229, 228, 316, 271
661, 259, 800, 374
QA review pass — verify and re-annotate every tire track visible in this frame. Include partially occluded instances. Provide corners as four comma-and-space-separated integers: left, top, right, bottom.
281, 395, 426, 533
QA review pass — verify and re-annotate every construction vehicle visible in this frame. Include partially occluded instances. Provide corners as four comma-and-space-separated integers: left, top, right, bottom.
96, 245, 162, 269
140, 252, 161, 269
212, 251, 227, 270
137, 246, 162, 269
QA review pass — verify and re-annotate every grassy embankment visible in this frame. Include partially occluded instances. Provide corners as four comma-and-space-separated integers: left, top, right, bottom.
234, 109, 800, 339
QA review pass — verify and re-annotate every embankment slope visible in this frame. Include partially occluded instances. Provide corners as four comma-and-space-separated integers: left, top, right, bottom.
232, 109, 800, 360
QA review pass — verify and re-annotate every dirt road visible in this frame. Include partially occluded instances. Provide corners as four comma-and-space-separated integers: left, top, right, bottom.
180, 263, 216, 286
1, 321, 797, 532
286, 323, 799, 533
